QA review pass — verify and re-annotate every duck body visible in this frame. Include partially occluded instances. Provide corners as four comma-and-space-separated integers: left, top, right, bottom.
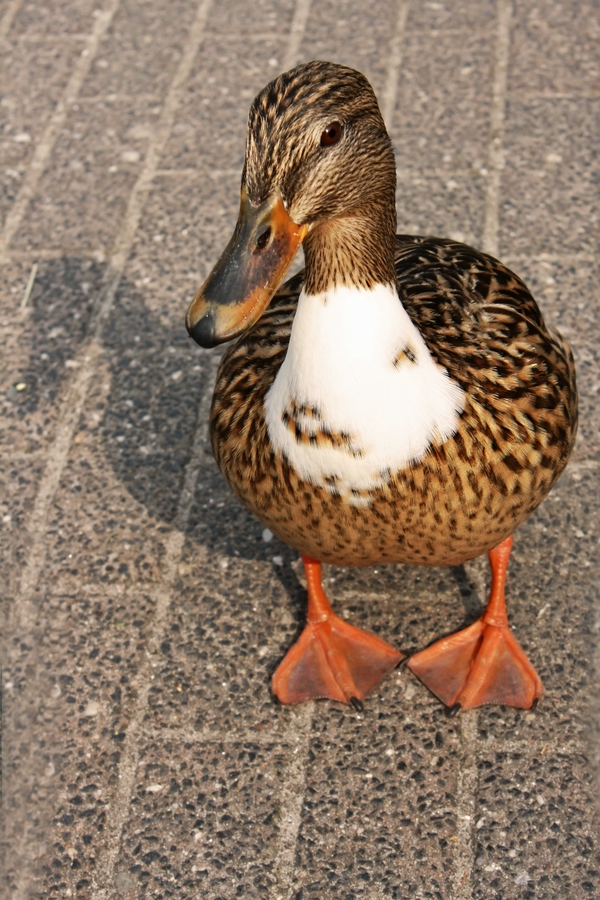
210, 235, 577, 569
186, 61, 578, 712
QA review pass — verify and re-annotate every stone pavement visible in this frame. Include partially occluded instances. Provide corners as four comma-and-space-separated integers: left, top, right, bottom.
1, 0, 599, 897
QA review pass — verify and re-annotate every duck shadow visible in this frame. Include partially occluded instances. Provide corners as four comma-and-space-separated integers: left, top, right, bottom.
16, 255, 484, 626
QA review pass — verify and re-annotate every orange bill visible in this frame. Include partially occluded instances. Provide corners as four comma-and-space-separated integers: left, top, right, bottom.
186, 187, 308, 348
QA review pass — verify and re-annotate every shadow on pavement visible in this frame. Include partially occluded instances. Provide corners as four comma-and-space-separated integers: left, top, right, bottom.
17, 255, 485, 627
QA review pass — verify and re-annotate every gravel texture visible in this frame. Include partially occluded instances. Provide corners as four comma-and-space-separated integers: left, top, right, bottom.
2, 1, 599, 898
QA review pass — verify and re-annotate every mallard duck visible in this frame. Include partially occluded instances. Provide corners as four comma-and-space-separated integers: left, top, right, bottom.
185, 61, 578, 714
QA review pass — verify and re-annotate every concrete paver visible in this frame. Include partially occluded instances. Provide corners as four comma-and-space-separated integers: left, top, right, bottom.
2, 1, 599, 898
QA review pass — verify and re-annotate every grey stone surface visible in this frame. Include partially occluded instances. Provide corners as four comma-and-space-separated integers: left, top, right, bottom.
12, 96, 158, 255
2, 1, 599, 898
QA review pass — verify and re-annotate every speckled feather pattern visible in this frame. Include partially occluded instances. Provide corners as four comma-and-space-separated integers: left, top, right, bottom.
210, 237, 577, 568
244, 61, 398, 293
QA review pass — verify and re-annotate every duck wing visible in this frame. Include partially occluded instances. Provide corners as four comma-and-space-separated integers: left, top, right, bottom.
395, 235, 578, 467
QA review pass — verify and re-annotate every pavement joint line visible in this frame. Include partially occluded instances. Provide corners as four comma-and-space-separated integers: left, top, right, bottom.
479, 736, 589, 756
511, 92, 600, 101
55, 584, 128, 603
452, 712, 479, 900
5, 344, 104, 900
104, 0, 214, 275
74, 91, 162, 104
13, 31, 90, 43
209, 29, 296, 41
10, 0, 215, 631
141, 716, 313, 749
0, 0, 122, 265
271, 703, 315, 900
0, 0, 22, 48
281, 0, 312, 71
90, 350, 220, 898
566, 459, 600, 472
481, 0, 512, 258
504, 252, 598, 265
43, 579, 161, 601
5, 246, 598, 267
20, 262, 37, 310
381, 0, 410, 130
11, 338, 105, 626
154, 167, 215, 178
6, 247, 109, 263
142, 724, 587, 754
7, 1, 215, 893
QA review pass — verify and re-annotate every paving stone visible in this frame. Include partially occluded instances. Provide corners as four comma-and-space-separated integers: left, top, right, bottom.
392, 27, 494, 176
2, 1, 599, 897
473, 745, 598, 899
123, 173, 241, 309
297, 0, 400, 97
407, 0, 497, 33
0, 36, 86, 222
292, 704, 461, 899
116, 738, 292, 897
207, 0, 296, 35
4, 582, 157, 898
508, 1, 600, 96
11, 96, 161, 255
500, 99, 599, 259
395, 172, 487, 250
9, 0, 101, 39
78, 0, 200, 100
162, 34, 289, 172
6, 257, 107, 420
141, 512, 301, 736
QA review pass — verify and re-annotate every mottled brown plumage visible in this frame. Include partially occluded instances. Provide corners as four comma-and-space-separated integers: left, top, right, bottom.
210, 236, 577, 567
188, 61, 578, 711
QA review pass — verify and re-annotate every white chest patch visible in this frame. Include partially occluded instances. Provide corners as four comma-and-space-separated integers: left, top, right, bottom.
264, 283, 465, 504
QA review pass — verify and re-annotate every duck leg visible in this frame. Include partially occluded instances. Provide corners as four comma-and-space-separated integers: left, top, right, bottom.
408, 536, 543, 712
272, 555, 403, 707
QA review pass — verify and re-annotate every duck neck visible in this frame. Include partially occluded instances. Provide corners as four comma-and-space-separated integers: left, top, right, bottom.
302, 200, 397, 296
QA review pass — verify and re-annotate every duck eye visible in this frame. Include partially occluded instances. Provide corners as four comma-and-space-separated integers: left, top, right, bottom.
320, 121, 343, 147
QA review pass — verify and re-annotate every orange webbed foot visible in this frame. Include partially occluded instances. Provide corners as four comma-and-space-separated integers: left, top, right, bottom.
272, 556, 403, 707
407, 618, 543, 712
408, 536, 543, 712
272, 610, 403, 707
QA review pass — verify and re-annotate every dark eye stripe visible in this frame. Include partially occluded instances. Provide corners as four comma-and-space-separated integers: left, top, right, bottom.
255, 226, 271, 251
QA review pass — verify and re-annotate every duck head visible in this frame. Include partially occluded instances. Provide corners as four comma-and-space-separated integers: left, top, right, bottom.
186, 60, 397, 348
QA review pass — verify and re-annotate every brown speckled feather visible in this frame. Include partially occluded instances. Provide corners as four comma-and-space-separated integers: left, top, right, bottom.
210, 236, 577, 568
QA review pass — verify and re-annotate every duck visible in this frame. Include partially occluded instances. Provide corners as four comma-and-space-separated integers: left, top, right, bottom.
185, 61, 578, 714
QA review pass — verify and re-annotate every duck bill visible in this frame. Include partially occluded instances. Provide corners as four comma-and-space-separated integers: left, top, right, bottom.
186, 188, 307, 348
